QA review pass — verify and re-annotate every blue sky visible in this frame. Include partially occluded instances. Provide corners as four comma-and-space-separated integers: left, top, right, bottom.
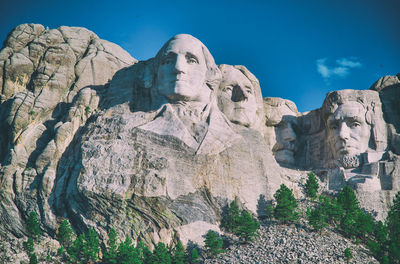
1, 0, 399, 112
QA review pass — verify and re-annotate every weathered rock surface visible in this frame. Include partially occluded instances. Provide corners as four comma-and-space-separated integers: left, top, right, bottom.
0, 24, 399, 264
0, 23, 136, 239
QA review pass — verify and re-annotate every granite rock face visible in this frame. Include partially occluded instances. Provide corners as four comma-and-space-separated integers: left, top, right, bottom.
0, 23, 135, 238
0, 24, 399, 257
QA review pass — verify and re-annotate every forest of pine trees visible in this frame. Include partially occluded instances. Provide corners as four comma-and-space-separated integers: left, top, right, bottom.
20, 171, 400, 264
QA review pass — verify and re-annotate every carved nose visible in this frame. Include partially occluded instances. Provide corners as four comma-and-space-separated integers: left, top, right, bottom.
174, 56, 185, 74
282, 123, 296, 141
231, 86, 247, 102
338, 123, 350, 140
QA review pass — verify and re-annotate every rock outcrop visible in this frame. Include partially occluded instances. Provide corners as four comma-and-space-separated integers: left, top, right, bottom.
0, 23, 135, 239
0, 24, 399, 262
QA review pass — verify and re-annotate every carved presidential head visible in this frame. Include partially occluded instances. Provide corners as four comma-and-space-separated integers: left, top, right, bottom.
153, 34, 221, 104
322, 90, 387, 168
263, 97, 299, 166
217, 64, 263, 128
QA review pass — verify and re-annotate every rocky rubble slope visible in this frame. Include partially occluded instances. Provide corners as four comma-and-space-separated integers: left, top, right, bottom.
205, 222, 378, 264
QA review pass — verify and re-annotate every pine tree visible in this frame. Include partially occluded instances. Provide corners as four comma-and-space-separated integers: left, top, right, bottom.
151, 242, 171, 264
386, 191, 400, 263
353, 210, 374, 238
117, 236, 140, 264
29, 253, 38, 264
273, 184, 299, 223
304, 172, 319, 199
24, 238, 35, 255
235, 211, 260, 242
306, 206, 328, 232
204, 230, 224, 256
103, 228, 119, 264
57, 219, 75, 248
172, 240, 185, 264
344, 248, 352, 264
68, 233, 85, 263
222, 200, 240, 232
319, 195, 343, 225
26, 211, 41, 240
337, 185, 359, 215
84, 228, 101, 262
136, 241, 152, 263
188, 248, 200, 264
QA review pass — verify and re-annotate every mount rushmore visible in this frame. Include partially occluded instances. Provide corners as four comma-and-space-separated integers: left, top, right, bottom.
0, 24, 399, 249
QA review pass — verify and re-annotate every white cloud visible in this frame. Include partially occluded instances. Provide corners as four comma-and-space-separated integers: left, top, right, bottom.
336, 58, 362, 68
316, 57, 362, 82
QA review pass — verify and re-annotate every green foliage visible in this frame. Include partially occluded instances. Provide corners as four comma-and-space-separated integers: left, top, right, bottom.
24, 238, 35, 255
344, 248, 352, 264
57, 219, 75, 248
68, 233, 85, 263
386, 191, 400, 263
204, 230, 224, 256
235, 211, 260, 242
136, 241, 152, 263
150, 242, 171, 264
335, 186, 374, 239
353, 210, 374, 238
306, 207, 328, 232
304, 172, 319, 199
26, 211, 41, 240
103, 228, 119, 264
116, 236, 140, 264
337, 185, 359, 215
222, 200, 240, 232
85, 229, 101, 262
273, 184, 299, 223
188, 248, 200, 264
29, 253, 38, 264
172, 240, 185, 264
57, 246, 66, 256
85, 106, 91, 115
319, 195, 343, 224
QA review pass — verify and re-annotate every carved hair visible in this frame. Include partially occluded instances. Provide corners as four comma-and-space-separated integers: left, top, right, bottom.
322, 89, 387, 151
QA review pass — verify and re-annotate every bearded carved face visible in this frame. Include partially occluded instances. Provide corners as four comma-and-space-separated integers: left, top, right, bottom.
326, 102, 370, 168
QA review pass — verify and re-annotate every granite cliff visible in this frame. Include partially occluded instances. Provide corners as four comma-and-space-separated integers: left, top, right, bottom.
0, 24, 399, 262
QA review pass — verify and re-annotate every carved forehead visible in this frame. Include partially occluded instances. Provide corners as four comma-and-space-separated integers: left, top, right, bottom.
219, 65, 253, 88
163, 36, 205, 59
329, 101, 366, 120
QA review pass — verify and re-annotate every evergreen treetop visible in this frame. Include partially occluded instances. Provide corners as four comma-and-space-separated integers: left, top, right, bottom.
26, 211, 41, 240
304, 172, 319, 199
273, 184, 299, 223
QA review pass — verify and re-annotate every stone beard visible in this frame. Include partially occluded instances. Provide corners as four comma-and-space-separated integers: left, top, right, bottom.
326, 101, 370, 168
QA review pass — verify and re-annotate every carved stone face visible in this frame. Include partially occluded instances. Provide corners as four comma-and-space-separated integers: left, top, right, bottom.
326, 102, 370, 161
264, 97, 299, 166
273, 115, 298, 166
155, 36, 209, 103
218, 67, 257, 127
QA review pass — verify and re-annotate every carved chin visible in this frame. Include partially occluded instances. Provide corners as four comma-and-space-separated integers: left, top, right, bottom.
274, 149, 295, 166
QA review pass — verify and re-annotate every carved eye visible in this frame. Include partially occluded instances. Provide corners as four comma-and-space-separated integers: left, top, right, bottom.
245, 87, 253, 95
186, 54, 199, 64
160, 55, 174, 65
349, 121, 360, 128
329, 123, 339, 130
223, 86, 233, 92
